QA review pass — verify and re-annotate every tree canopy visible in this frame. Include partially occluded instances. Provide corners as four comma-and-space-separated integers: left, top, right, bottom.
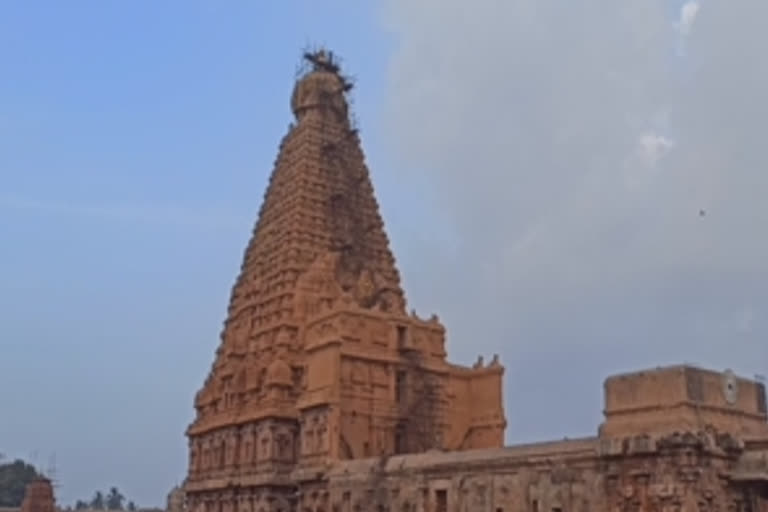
1, 456, 140, 511
90, 491, 105, 510
105, 488, 124, 511
70, 487, 134, 511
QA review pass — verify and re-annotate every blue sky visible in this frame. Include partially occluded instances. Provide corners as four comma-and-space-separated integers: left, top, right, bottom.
3, 0, 768, 508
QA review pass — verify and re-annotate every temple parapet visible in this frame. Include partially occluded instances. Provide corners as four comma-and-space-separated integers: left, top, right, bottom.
599, 365, 768, 438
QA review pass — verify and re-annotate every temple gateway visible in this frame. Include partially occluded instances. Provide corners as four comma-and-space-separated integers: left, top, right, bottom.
184, 50, 768, 512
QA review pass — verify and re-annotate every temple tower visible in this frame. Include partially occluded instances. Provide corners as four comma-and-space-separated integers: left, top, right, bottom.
184, 50, 506, 512
20, 479, 55, 512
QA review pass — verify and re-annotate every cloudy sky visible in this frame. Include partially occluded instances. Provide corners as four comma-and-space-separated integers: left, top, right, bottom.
1, 0, 766, 507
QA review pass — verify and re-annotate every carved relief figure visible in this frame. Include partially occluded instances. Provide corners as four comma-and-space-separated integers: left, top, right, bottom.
259, 427, 271, 460
225, 431, 239, 467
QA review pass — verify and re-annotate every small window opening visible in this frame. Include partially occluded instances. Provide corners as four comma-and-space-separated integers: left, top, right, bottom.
435, 490, 447, 512
397, 325, 407, 348
395, 425, 407, 454
396, 371, 407, 403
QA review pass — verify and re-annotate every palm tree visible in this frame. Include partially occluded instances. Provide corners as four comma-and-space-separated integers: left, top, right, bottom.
106, 487, 125, 511
91, 491, 105, 510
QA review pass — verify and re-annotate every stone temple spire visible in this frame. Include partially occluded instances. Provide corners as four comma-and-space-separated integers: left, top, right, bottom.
228, 47, 406, 337
188, 48, 406, 435
184, 49, 505, 512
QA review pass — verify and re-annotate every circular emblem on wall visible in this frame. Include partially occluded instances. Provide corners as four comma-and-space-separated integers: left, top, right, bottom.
723, 369, 739, 405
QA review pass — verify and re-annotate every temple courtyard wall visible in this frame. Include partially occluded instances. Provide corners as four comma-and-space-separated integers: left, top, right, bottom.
297, 434, 767, 512
288, 365, 768, 512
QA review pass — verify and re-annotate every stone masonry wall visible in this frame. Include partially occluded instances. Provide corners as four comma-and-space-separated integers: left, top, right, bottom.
293, 431, 767, 512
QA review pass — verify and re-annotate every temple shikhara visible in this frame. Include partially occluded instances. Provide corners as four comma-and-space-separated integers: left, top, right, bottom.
184, 50, 768, 512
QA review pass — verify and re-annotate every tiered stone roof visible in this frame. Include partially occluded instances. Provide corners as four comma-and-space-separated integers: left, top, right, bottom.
188, 49, 405, 435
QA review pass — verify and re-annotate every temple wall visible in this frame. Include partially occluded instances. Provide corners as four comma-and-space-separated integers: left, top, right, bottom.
295, 432, 766, 512
441, 364, 505, 450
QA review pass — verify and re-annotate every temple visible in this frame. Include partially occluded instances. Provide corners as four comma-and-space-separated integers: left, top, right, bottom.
19, 479, 55, 512
184, 50, 768, 512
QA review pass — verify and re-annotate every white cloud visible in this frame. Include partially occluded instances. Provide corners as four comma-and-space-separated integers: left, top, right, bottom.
678, 0, 700, 36
675, 0, 701, 55
637, 131, 675, 167
379, 0, 768, 442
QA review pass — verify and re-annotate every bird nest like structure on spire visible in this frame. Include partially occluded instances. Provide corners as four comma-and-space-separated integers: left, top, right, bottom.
291, 47, 358, 128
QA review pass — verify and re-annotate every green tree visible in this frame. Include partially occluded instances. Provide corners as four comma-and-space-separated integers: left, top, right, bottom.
106, 487, 125, 511
75, 500, 89, 510
0, 458, 42, 507
127, 501, 137, 512
91, 491, 106, 510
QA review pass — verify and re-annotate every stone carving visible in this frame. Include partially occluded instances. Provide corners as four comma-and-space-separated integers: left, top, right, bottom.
240, 426, 254, 469
225, 430, 239, 467
316, 424, 328, 453
275, 431, 292, 461
303, 427, 315, 455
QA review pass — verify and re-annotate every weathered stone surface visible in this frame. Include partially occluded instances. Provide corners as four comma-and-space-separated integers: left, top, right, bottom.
600, 366, 768, 439
184, 50, 768, 512
304, 413, 768, 512
20, 479, 55, 512
166, 486, 185, 512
